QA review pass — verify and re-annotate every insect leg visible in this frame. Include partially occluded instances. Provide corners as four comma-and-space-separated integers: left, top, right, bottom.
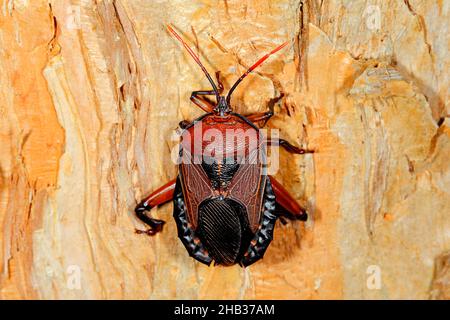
191, 72, 224, 95
179, 120, 191, 129
268, 176, 308, 221
190, 72, 224, 113
266, 138, 314, 154
135, 178, 176, 235
245, 111, 273, 126
190, 91, 216, 112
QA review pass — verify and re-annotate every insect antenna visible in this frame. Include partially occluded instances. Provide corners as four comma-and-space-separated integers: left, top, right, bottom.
167, 24, 220, 102
226, 41, 289, 105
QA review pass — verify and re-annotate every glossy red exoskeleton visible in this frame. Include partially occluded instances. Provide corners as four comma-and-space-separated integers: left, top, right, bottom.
135, 25, 313, 267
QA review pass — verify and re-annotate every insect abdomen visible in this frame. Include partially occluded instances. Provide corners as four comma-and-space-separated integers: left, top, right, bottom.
197, 198, 252, 266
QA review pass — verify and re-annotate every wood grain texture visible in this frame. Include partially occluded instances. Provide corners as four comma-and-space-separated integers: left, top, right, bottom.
0, 0, 448, 299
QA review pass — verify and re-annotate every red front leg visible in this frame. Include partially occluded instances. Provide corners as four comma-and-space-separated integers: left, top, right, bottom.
135, 178, 176, 235
269, 176, 308, 221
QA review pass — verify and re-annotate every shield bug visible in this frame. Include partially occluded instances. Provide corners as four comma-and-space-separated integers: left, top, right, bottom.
134, 25, 314, 267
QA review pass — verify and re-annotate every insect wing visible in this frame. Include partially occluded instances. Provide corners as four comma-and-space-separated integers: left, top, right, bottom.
227, 141, 266, 233
179, 149, 214, 229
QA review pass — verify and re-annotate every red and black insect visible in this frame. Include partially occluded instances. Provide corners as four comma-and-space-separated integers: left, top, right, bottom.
135, 25, 313, 267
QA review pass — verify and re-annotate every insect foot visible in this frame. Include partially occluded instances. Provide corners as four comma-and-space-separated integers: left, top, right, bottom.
135, 223, 164, 236
297, 211, 308, 221
135, 203, 166, 236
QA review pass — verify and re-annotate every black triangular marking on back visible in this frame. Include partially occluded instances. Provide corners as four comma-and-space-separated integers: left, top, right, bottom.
201, 156, 240, 190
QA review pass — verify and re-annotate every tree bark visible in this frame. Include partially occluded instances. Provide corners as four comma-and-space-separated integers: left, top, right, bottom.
0, 0, 448, 299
